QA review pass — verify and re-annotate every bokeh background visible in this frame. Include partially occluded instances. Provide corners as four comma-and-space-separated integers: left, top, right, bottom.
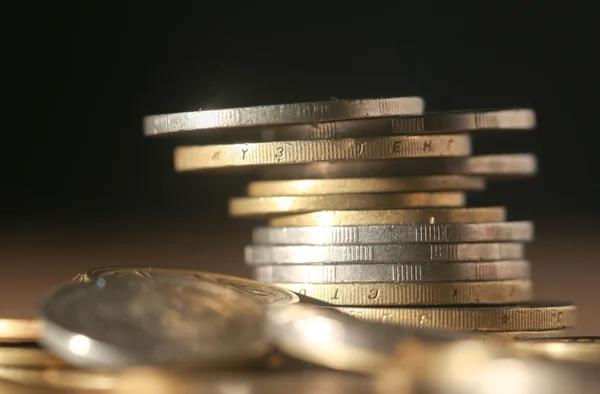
3, 3, 598, 334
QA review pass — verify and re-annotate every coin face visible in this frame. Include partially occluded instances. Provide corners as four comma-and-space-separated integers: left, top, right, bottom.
78, 268, 299, 307
41, 275, 270, 368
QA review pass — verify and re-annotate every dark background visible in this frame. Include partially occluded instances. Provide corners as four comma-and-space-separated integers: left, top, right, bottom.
2, 3, 599, 333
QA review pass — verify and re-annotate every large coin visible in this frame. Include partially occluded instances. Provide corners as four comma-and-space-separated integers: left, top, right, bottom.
259, 108, 535, 140
144, 97, 424, 136
230, 192, 465, 217
252, 222, 534, 245
40, 275, 270, 368
268, 207, 506, 227
174, 135, 471, 171
258, 154, 537, 180
77, 268, 298, 307
511, 337, 600, 364
253, 260, 530, 283
245, 243, 524, 264
0, 319, 41, 341
275, 280, 532, 305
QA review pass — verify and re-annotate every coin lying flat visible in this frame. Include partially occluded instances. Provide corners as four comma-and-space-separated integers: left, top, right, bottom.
253, 260, 530, 283
230, 192, 466, 217
0, 367, 119, 391
77, 267, 298, 307
174, 135, 471, 171
252, 222, 534, 245
276, 280, 532, 305
511, 337, 600, 364
258, 154, 537, 180
0, 342, 66, 368
245, 243, 525, 264
144, 97, 424, 136
247, 176, 486, 196
334, 303, 575, 331
259, 108, 536, 140
40, 275, 270, 368
0, 319, 41, 341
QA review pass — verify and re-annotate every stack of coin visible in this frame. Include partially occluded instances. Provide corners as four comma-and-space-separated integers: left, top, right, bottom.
145, 97, 577, 341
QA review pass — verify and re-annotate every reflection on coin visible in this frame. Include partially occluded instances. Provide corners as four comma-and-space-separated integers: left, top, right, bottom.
511, 337, 600, 364
78, 267, 299, 307
230, 192, 466, 217
144, 97, 424, 136
40, 275, 270, 368
0, 342, 66, 368
0, 319, 41, 341
0, 367, 118, 391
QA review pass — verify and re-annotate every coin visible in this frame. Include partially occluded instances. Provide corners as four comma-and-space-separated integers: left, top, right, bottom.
474, 330, 571, 343
245, 243, 524, 264
252, 222, 534, 245
40, 275, 270, 368
275, 280, 532, 305
511, 337, 600, 364
0, 367, 119, 391
258, 154, 537, 180
259, 108, 536, 140
0, 319, 41, 341
230, 192, 466, 217
334, 303, 575, 331
0, 342, 66, 368
174, 135, 471, 171
268, 207, 506, 227
143, 97, 424, 136
252, 260, 530, 283
247, 175, 486, 196
78, 267, 299, 306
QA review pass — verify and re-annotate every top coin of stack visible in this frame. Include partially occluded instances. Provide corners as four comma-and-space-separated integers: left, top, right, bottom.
144, 97, 576, 341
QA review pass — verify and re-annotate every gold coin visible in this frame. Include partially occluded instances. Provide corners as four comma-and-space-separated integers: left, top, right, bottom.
0, 319, 41, 341
0, 342, 66, 368
268, 207, 506, 227
0, 367, 118, 390
510, 337, 600, 364
275, 280, 532, 306
174, 134, 471, 171
246, 175, 486, 196
78, 267, 299, 306
474, 330, 570, 343
333, 303, 575, 331
230, 192, 465, 217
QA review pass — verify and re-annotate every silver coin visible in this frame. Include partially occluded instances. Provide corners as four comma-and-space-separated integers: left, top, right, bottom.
143, 97, 424, 136
245, 243, 525, 265
258, 154, 537, 180
251, 222, 534, 245
39, 275, 270, 368
259, 108, 535, 140
253, 260, 530, 283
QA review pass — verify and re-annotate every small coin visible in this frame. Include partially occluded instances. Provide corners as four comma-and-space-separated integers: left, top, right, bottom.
268, 207, 506, 227
252, 222, 534, 245
274, 280, 532, 305
0, 342, 66, 368
144, 97, 424, 136
230, 192, 466, 217
511, 337, 600, 364
247, 175, 486, 197
253, 260, 530, 283
78, 267, 298, 307
0, 367, 119, 391
258, 154, 537, 180
0, 319, 41, 341
333, 303, 575, 331
245, 243, 524, 264
174, 135, 471, 171
259, 108, 536, 140
40, 275, 270, 368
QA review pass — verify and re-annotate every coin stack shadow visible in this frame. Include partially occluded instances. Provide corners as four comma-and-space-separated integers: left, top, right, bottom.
147, 98, 577, 342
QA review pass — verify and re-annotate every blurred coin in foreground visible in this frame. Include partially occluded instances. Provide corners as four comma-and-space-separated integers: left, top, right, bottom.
511, 337, 600, 364
0, 342, 66, 368
0, 319, 41, 342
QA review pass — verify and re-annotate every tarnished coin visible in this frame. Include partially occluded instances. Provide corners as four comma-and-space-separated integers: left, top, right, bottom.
174, 135, 471, 171
245, 243, 524, 264
78, 267, 298, 307
252, 222, 534, 245
259, 108, 536, 140
0, 342, 66, 368
144, 97, 424, 136
0, 319, 41, 341
230, 192, 466, 217
268, 207, 506, 227
40, 275, 270, 368
511, 337, 600, 364
258, 154, 537, 180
